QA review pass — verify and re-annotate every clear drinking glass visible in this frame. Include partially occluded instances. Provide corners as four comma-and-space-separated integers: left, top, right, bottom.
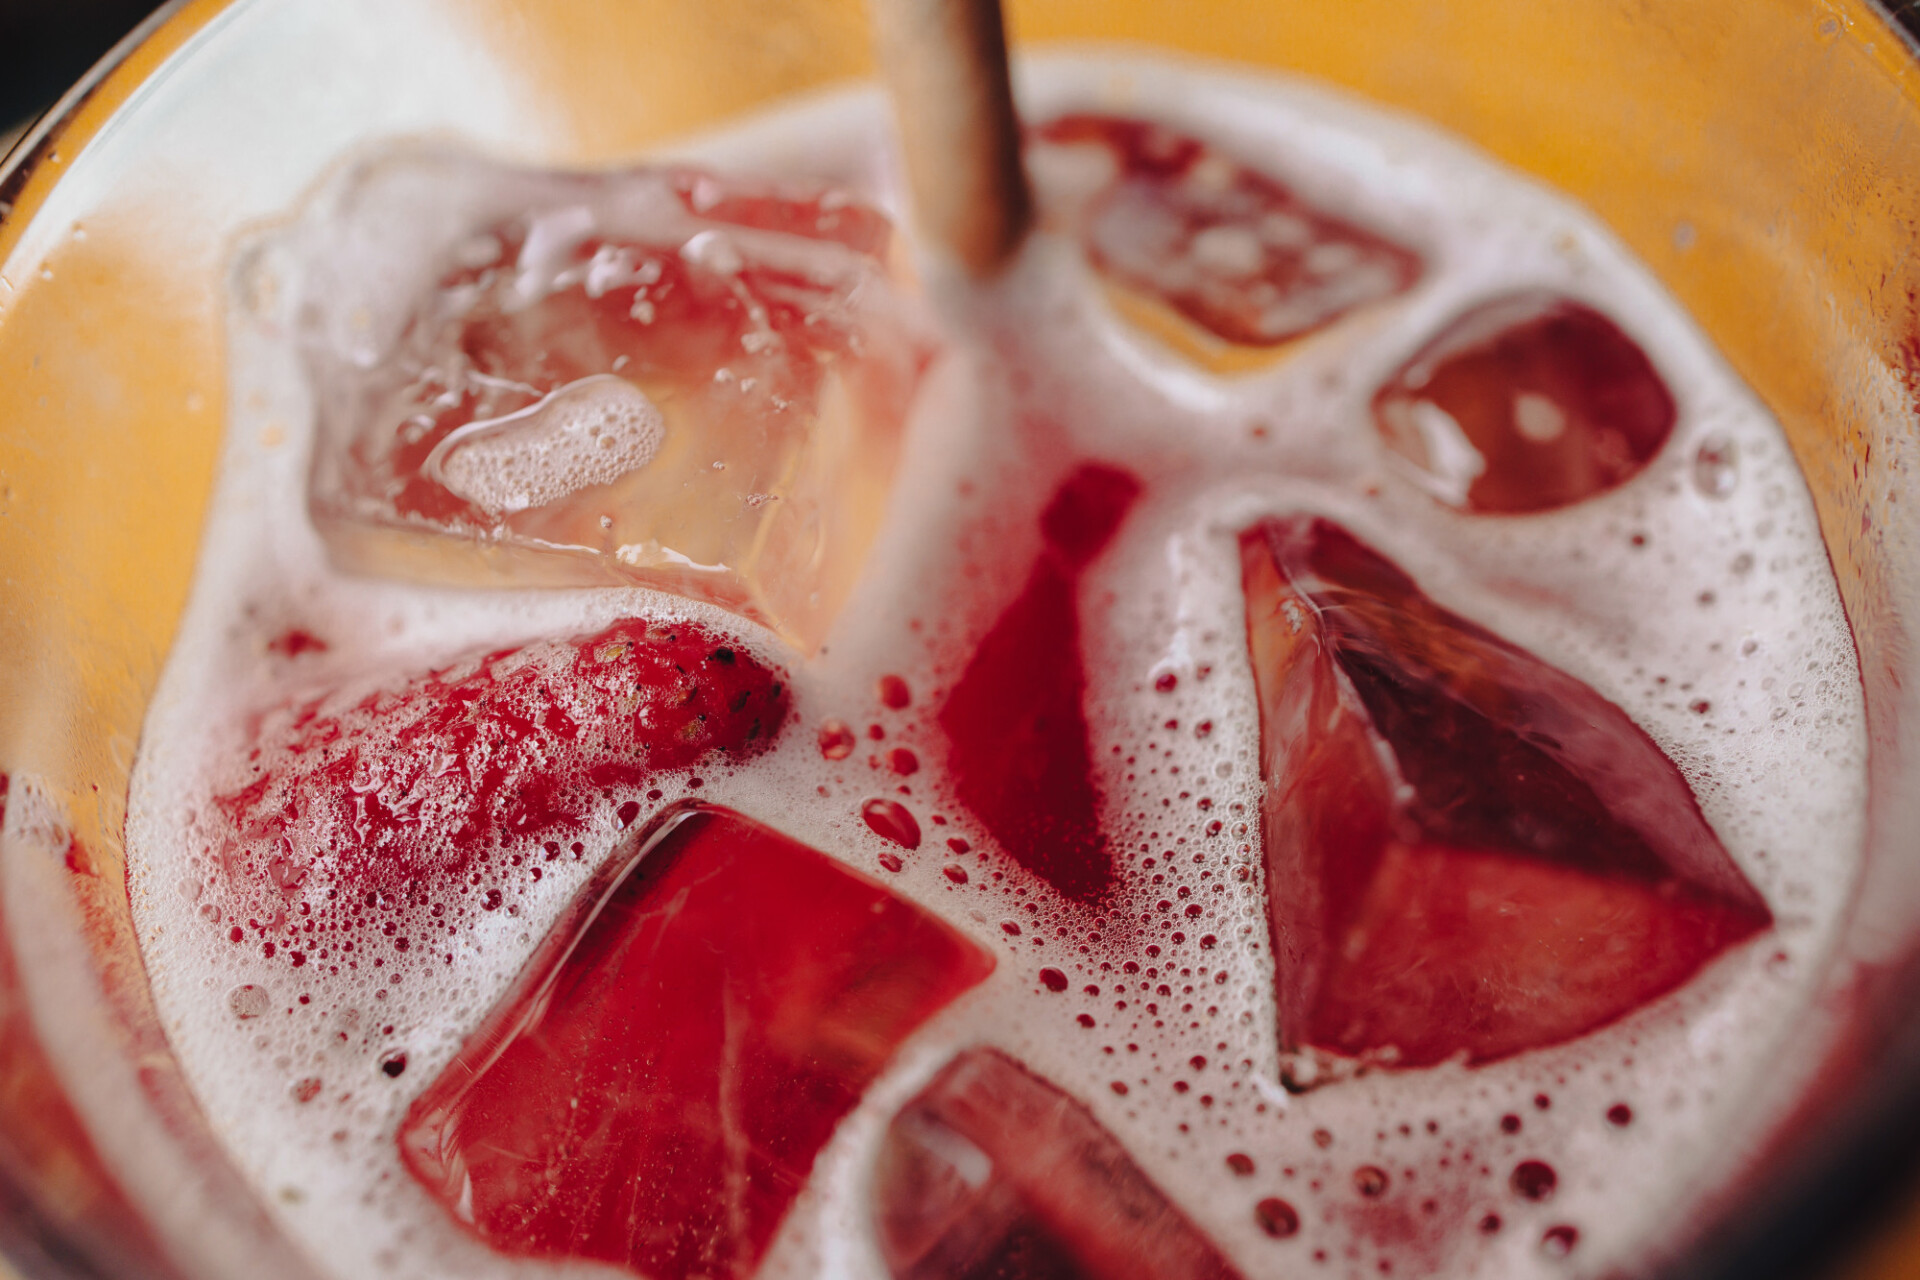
1, 2, 1918, 1277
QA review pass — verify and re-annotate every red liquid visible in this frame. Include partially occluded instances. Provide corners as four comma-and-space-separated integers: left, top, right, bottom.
862, 797, 924, 850
1371, 292, 1675, 513
1038, 115, 1422, 347
1254, 1198, 1301, 1240
400, 806, 993, 1280
938, 464, 1142, 904
1240, 517, 1770, 1066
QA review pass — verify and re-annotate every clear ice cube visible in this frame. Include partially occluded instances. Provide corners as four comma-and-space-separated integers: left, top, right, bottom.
1371, 292, 1675, 513
298, 152, 939, 650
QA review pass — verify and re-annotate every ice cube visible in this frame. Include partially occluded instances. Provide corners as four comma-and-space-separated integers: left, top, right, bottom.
399, 806, 994, 1280
1240, 517, 1770, 1066
1031, 115, 1421, 369
301, 155, 939, 650
938, 465, 1141, 904
874, 1047, 1244, 1280
1371, 292, 1675, 513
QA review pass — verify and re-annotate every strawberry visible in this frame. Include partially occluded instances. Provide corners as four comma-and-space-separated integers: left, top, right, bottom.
875, 1047, 1243, 1280
207, 618, 786, 969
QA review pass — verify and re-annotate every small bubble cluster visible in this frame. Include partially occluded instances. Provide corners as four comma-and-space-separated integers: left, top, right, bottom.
429, 374, 665, 516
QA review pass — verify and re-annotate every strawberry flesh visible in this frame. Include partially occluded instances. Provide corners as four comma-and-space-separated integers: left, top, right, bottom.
207, 618, 786, 968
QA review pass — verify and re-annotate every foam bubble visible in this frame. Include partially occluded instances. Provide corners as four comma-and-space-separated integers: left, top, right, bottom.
424, 373, 665, 515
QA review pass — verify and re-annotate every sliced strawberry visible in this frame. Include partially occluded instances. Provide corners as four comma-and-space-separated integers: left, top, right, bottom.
874, 1047, 1243, 1280
400, 806, 993, 1280
1035, 115, 1421, 350
1372, 292, 1675, 513
939, 465, 1141, 904
1240, 517, 1769, 1066
207, 618, 786, 967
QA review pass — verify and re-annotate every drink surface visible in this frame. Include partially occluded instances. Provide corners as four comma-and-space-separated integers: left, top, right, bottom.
124, 54, 1866, 1280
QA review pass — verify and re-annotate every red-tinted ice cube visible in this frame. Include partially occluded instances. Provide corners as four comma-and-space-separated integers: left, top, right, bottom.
308, 164, 936, 649
939, 465, 1142, 904
1372, 292, 1675, 513
400, 805, 993, 1280
874, 1047, 1242, 1280
1032, 115, 1421, 361
207, 619, 785, 964
1240, 517, 1769, 1066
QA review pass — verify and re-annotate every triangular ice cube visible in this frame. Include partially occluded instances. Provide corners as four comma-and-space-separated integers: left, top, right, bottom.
209, 618, 787, 970
1240, 517, 1770, 1066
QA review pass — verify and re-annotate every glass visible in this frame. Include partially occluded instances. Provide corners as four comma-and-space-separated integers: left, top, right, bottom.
1, 1, 1918, 1276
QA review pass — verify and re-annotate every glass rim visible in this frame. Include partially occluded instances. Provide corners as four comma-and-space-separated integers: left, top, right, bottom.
2, 3, 1919, 1278
0, 0, 192, 225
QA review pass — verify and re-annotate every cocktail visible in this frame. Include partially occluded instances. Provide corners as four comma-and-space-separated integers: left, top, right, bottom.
2, 3, 1919, 1279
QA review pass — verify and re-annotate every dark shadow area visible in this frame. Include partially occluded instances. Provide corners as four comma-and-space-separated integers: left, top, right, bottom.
0, 0, 168, 133
1674, 938, 1920, 1280
1893, 0, 1920, 43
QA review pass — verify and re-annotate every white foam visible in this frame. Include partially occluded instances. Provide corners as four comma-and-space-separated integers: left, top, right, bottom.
425, 374, 666, 515
124, 52, 1866, 1280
